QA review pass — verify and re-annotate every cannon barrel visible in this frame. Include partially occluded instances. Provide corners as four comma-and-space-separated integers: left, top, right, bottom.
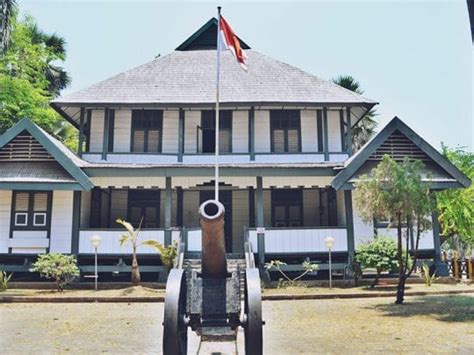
199, 199, 227, 278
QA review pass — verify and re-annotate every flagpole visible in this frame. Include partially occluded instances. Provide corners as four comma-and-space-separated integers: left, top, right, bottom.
214, 6, 222, 201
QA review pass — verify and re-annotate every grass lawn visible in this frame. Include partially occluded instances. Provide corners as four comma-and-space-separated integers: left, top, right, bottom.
0, 294, 472, 353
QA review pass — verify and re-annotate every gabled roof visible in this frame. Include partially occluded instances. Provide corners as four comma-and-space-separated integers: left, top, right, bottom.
332, 117, 471, 190
0, 118, 93, 190
175, 17, 250, 51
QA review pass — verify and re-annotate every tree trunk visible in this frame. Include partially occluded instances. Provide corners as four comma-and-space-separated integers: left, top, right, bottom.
396, 275, 407, 304
396, 213, 405, 304
131, 246, 141, 286
371, 268, 381, 288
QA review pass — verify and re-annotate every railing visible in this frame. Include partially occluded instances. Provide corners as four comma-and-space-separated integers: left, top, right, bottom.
248, 227, 348, 254
82, 152, 349, 164
78, 228, 181, 254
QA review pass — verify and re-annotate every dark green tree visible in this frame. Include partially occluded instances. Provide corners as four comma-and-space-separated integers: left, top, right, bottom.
354, 155, 433, 304
332, 75, 378, 152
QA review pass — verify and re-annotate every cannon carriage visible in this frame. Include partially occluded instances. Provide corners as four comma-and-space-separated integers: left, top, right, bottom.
163, 199, 263, 355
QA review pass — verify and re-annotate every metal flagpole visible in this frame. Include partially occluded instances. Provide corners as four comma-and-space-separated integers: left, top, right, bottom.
214, 6, 222, 201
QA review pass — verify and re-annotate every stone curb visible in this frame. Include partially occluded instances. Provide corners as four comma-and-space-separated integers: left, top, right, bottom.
0, 289, 472, 303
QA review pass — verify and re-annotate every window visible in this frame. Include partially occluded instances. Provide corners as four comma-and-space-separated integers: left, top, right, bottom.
270, 110, 301, 153
128, 190, 160, 228
271, 189, 303, 227
200, 110, 232, 153
12, 192, 50, 228
131, 110, 163, 153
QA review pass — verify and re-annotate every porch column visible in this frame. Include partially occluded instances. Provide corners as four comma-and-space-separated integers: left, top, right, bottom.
431, 193, 448, 276
78, 108, 85, 158
164, 177, 172, 246
346, 107, 352, 156
102, 108, 110, 160
249, 106, 255, 161
178, 108, 184, 162
256, 177, 265, 268
71, 191, 81, 255
323, 107, 329, 161
344, 190, 355, 263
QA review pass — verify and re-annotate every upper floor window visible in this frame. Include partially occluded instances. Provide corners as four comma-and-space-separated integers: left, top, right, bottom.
199, 110, 232, 153
270, 110, 301, 153
131, 110, 163, 153
12, 191, 51, 228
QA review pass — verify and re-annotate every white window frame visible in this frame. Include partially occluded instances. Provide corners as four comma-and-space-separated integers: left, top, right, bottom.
14, 212, 28, 226
33, 212, 47, 227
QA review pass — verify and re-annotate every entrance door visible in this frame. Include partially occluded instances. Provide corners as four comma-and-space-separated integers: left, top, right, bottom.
200, 190, 233, 253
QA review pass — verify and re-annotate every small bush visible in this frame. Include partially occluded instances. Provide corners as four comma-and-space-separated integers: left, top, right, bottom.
419, 262, 438, 287
142, 240, 178, 272
32, 253, 80, 292
265, 260, 318, 288
356, 237, 397, 287
0, 270, 13, 291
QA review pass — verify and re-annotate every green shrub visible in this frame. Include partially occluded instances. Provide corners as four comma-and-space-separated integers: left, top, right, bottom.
265, 260, 318, 288
0, 270, 13, 291
419, 262, 438, 287
356, 237, 398, 287
142, 240, 178, 272
32, 253, 80, 292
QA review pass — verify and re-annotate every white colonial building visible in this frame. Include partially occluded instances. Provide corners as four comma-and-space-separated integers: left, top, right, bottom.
0, 18, 469, 279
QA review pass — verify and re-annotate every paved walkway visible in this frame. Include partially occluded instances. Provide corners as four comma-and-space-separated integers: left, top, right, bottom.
1, 295, 473, 354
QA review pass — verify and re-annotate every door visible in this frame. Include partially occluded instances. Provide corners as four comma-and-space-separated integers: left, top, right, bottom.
200, 190, 233, 252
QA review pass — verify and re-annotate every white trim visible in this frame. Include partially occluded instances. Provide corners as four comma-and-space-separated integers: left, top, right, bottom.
14, 212, 28, 226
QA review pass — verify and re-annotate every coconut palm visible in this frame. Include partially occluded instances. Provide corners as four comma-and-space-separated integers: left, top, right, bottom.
28, 23, 71, 96
332, 75, 378, 152
0, 0, 17, 53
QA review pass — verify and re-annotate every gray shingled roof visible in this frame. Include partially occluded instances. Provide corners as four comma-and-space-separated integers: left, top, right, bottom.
52, 50, 376, 106
0, 162, 77, 183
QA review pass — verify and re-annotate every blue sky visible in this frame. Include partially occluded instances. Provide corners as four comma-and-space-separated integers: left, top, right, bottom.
22, 0, 473, 150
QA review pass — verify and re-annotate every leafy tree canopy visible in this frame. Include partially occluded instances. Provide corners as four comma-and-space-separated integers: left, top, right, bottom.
436, 145, 474, 247
0, 12, 76, 150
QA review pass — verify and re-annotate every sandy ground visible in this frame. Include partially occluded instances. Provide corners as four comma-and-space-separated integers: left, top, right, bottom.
1, 282, 472, 298
0, 294, 472, 354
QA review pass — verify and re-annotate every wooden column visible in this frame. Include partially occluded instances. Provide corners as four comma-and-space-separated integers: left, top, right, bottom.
346, 107, 352, 156
78, 108, 85, 158
102, 108, 110, 161
164, 177, 172, 246
178, 108, 184, 162
323, 107, 329, 161
249, 106, 255, 161
256, 177, 265, 268
344, 190, 355, 264
71, 191, 82, 255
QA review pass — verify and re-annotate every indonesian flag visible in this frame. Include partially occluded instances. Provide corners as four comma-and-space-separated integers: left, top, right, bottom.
219, 16, 248, 70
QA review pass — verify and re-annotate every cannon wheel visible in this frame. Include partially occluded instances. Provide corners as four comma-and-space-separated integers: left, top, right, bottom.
163, 269, 188, 355
244, 268, 263, 355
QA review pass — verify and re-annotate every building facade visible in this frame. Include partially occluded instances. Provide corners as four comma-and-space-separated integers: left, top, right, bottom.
0, 19, 470, 278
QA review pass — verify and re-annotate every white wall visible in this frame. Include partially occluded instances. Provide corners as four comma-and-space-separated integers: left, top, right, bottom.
184, 111, 200, 153
89, 109, 104, 152
232, 190, 249, 252
301, 110, 318, 152
10, 231, 48, 254
303, 189, 318, 227
232, 110, 248, 153
254, 110, 270, 152
352, 194, 374, 247
162, 110, 179, 153
0, 191, 12, 253
113, 109, 132, 152
336, 190, 346, 226
49, 191, 74, 253
80, 191, 91, 228
327, 110, 342, 152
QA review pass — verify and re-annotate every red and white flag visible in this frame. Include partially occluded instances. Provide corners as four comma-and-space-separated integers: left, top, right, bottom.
219, 16, 248, 70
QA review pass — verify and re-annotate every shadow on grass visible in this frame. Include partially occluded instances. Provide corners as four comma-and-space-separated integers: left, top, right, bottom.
362, 285, 412, 292
372, 295, 474, 323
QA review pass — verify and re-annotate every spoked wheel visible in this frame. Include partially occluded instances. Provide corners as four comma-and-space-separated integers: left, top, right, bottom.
244, 268, 263, 355
163, 269, 188, 355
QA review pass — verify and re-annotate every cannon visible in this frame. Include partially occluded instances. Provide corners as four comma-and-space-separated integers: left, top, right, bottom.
163, 199, 263, 355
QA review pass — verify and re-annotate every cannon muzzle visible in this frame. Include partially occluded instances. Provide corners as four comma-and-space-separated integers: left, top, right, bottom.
199, 199, 227, 278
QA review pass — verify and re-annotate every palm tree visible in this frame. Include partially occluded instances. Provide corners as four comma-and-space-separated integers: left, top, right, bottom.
0, 0, 17, 54
28, 23, 71, 96
332, 75, 378, 152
